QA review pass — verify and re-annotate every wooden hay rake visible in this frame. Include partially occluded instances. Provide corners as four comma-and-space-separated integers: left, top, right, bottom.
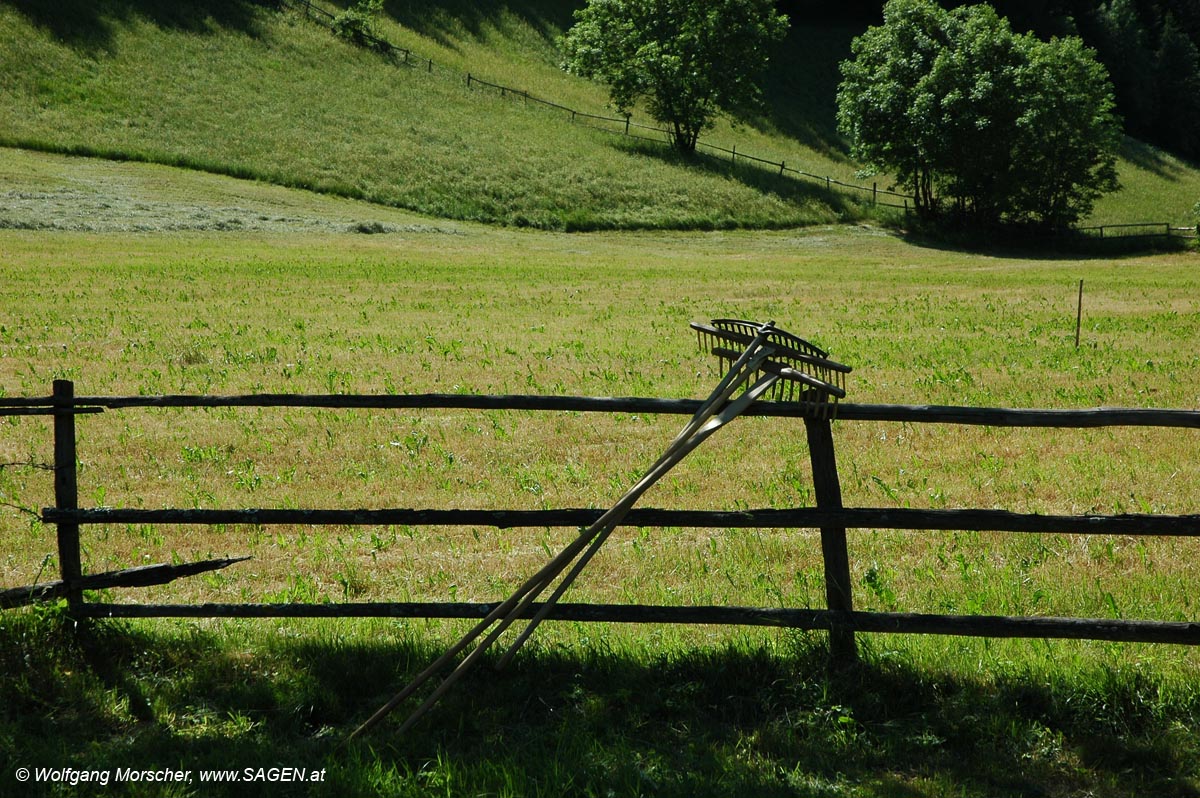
349, 319, 850, 741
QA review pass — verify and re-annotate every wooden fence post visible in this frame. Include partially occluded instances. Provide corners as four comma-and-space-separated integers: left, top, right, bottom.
52, 379, 83, 614
804, 416, 857, 665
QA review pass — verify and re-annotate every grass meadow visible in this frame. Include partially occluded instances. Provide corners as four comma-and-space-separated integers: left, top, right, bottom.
2, 0, 1199, 231
1, 0, 1199, 793
0, 0, 860, 231
1, 160, 1199, 794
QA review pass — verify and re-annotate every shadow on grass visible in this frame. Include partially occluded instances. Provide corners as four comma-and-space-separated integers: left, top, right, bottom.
753, 22, 860, 164
897, 225, 1196, 261
1119, 137, 1199, 181
3, 612, 1198, 797
331, 0, 580, 53
609, 136, 866, 227
6, 0, 266, 55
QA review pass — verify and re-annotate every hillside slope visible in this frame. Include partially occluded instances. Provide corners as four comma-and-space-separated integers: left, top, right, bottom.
0, 0, 1196, 230
0, 0, 868, 230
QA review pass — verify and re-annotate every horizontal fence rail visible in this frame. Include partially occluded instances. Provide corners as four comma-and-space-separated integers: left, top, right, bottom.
7, 392, 1200, 427
74, 604, 1200, 646
1075, 222, 1198, 240
6, 381, 1200, 662
40, 507, 1200, 538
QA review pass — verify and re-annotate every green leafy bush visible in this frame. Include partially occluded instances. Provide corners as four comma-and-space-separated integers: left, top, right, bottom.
331, 0, 385, 50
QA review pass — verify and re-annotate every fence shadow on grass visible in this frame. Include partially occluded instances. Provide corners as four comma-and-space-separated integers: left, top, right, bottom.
4, 612, 1195, 797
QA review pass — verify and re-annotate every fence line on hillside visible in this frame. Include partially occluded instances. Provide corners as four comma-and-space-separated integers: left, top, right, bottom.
272, 0, 912, 211
4, 381, 1200, 664
269, 0, 1198, 238
460, 75, 913, 209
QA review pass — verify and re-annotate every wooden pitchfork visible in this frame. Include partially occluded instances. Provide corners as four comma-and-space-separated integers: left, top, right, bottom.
348, 319, 849, 741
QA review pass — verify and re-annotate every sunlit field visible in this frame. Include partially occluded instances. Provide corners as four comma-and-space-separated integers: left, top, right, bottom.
3, 214, 1197, 624
2, 210, 1198, 794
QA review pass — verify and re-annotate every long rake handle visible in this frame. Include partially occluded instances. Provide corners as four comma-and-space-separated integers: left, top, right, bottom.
348, 458, 674, 742
347, 513, 620, 741
375, 349, 778, 733
495, 369, 784, 668
481, 350, 775, 672
349, 324, 779, 741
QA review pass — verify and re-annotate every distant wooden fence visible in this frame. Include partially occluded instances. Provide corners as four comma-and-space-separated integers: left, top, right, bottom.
4, 380, 1199, 663
1073, 222, 1199, 243
461, 75, 913, 210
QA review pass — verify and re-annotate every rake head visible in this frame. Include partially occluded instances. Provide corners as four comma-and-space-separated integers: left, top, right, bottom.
690, 318, 850, 418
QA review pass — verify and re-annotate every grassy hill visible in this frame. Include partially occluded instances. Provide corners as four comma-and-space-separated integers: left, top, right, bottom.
2, 0, 1196, 231
0, 0, 865, 230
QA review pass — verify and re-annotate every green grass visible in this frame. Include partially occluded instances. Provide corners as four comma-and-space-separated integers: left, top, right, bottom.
3, 610, 1198, 798
1, 0, 1196, 230
0, 2, 1199, 792
0, 176, 1198, 793
0, 0, 864, 230
1089, 139, 1200, 228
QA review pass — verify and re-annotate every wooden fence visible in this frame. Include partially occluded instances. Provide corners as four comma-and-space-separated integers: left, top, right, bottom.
461, 75, 913, 210
1073, 222, 1199, 243
4, 380, 1199, 664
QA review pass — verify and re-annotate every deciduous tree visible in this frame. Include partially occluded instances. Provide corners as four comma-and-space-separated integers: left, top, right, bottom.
837, 0, 1121, 229
562, 0, 788, 154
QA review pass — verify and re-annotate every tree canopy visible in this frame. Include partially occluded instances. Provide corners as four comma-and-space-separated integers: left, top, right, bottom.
562, 0, 788, 154
836, 0, 1121, 229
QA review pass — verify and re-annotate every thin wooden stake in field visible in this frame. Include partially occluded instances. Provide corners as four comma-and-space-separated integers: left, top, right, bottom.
1075, 279, 1084, 348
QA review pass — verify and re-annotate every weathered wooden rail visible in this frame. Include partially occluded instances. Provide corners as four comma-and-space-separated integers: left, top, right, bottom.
4, 380, 1199, 663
